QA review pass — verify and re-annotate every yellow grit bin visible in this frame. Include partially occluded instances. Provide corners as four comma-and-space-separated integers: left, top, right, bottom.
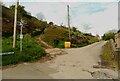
65, 42, 71, 48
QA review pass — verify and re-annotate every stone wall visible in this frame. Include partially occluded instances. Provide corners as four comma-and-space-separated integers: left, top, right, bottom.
115, 32, 120, 48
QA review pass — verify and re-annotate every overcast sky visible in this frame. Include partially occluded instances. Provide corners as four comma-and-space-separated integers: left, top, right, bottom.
2, 0, 119, 36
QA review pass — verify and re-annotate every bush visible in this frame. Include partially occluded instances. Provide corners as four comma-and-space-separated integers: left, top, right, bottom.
2, 34, 46, 66
71, 44, 78, 48
56, 41, 64, 48
78, 43, 88, 47
102, 33, 115, 41
88, 38, 99, 44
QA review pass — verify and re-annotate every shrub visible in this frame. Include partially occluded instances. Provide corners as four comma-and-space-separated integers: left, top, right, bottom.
88, 38, 99, 44
102, 33, 115, 41
56, 41, 64, 48
78, 43, 88, 47
71, 44, 78, 48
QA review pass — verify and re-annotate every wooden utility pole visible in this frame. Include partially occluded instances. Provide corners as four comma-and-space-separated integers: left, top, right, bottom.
67, 5, 70, 40
13, 0, 19, 48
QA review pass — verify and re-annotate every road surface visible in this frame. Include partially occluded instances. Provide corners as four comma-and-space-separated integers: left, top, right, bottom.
2, 41, 118, 79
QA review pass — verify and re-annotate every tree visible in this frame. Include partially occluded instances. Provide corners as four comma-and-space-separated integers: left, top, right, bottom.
49, 22, 54, 25
10, 5, 27, 16
102, 29, 118, 41
82, 24, 92, 32
72, 27, 77, 32
102, 32, 115, 41
10, 5, 32, 19
36, 12, 45, 21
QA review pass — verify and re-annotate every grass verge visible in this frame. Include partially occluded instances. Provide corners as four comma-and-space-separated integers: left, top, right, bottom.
2, 34, 46, 66
101, 40, 118, 69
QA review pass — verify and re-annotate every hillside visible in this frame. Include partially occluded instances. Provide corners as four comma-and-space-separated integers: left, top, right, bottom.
1, 4, 100, 66
2, 4, 99, 48
2, 5, 47, 37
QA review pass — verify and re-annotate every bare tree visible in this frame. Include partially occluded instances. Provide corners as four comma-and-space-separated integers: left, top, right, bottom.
36, 12, 45, 21
82, 24, 92, 32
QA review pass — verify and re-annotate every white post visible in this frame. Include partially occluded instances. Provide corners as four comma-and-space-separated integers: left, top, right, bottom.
20, 19, 23, 52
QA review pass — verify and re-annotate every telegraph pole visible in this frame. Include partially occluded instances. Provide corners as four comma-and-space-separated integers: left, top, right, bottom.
67, 5, 71, 40
13, 0, 19, 48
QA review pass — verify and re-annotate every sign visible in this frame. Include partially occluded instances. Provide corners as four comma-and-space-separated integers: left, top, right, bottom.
0, 52, 14, 55
20, 34, 23, 39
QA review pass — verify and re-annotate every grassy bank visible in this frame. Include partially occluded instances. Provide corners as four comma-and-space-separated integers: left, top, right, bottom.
2, 34, 46, 66
101, 40, 118, 69
40, 26, 99, 48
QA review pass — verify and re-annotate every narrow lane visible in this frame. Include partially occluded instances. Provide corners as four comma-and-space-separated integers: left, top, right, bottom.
2, 41, 118, 79
48, 41, 118, 79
